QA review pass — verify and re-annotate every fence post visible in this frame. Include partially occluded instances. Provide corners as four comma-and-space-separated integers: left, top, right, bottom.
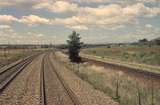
151, 75, 155, 105
77, 63, 79, 73
115, 73, 120, 102
137, 82, 142, 105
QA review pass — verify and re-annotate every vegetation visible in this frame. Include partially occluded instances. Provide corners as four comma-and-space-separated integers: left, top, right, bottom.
67, 31, 83, 63
82, 45, 160, 66
65, 62, 160, 105
56, 51, 160, 105
0, 48, 42, 68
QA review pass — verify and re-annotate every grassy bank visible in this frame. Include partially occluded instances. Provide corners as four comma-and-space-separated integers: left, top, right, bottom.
56, 52, 160, 105
0, 48, 42, 68
82, 45, 160, 66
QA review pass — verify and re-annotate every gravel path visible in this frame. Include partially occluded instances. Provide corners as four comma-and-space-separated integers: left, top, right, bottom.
50, 53, 118, 105
43, 54, 74, 105
0, 54, 43, 105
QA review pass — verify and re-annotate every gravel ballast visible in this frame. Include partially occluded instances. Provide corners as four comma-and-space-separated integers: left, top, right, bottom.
43, 55, 75, 105
0, 54, 43, 105
50, 53, 118, 105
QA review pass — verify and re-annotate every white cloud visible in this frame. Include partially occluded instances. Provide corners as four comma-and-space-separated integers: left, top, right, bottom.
145, 24, 153, 28
32, 3, 159, 30
0, 25, 18, 44
0, 0, 46, 8
0, 1, 14, 7
0, 1, 160, 32
0, 25, 11, 29
0, 15, 18, 24
19, 15, 50, 26
82, 4, 121, 17
0, 25, 15, 34
1, 2, 159, 30
33, 1, 79, 13
82, 3, 160, 18
67, 25, 88, 30
0, 28, 56, 44
1, 0, 159, 30
123, 3, 160, 17
74, 0, 110, 3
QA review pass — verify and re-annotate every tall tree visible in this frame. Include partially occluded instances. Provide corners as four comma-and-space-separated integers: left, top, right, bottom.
67, 31, 83, 63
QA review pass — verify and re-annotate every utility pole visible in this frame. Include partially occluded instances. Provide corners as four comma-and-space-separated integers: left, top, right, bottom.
7, 42, 10, 65
3, 47, 7, 66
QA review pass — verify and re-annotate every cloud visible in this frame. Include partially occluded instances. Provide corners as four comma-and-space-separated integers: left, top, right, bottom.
0, 24, 18, 44
19, 15, 50, 26
0, 25, 15, 34
125, 24, 160, 42
33, 2, 160, 29
0, 1, 15, 7
74, 0, 110, 3
33, 1, 79, 13
0, 0, 46, 8
145, 24, 153, 28
0, 25, 11, 29
0, 28, 56, 44
67, 25, 88, 30
82, 3, 160, 18
0, 15, 18, 24
122, 3, 160, 17
82, 4, 121, 17
0, 0, 159, 9
1, 1, 160, 31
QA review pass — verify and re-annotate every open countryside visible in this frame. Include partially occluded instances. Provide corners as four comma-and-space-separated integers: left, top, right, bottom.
0, 0, 160, 105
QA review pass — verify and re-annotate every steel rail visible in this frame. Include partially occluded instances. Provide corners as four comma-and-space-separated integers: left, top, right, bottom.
47, 54, 82, 105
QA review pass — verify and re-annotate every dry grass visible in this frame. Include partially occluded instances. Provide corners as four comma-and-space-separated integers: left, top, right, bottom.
56, 52, 160, 105
82, 45, 160, 66
0, 48, 39, 67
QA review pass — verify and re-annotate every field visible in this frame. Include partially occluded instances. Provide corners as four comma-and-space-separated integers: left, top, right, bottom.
82, 45, 160, 66
0, 48, 42, 68
55, 51, 160, 105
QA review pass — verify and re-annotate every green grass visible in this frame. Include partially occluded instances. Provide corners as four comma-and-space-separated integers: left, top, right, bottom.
82, 45, 160, 66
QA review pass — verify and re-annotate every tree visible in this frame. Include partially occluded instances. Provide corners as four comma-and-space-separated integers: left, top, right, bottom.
154, 39, 160, 45
67, 31, 83, 63
139, 38, 148, 43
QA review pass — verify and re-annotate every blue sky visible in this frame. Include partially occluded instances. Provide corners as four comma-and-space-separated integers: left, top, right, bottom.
0, 0, 160, 44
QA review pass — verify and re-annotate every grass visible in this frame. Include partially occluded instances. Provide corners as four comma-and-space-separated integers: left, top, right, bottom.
55, 52, 160, 105
68, 63, 160, 105
0, 48, 41, 68
82, 45, 160, 66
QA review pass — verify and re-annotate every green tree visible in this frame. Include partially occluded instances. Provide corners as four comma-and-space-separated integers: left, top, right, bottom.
139, 38, 148, 43
67, 31, 83, 62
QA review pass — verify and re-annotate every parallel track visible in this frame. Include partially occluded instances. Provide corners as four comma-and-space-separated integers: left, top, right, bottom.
82, 57, 160, 80
0, 53, 39, 92
40, 53, 81, 105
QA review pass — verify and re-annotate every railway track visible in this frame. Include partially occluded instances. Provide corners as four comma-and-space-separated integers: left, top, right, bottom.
82, 57, 160, 80
40, 54, 46, 105
40, 53, 81, 105
0, 53, 39, 92
60, 51, 160, 80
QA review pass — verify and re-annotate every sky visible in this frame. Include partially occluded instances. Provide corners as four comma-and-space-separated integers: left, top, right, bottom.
0, 0, 160, 44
